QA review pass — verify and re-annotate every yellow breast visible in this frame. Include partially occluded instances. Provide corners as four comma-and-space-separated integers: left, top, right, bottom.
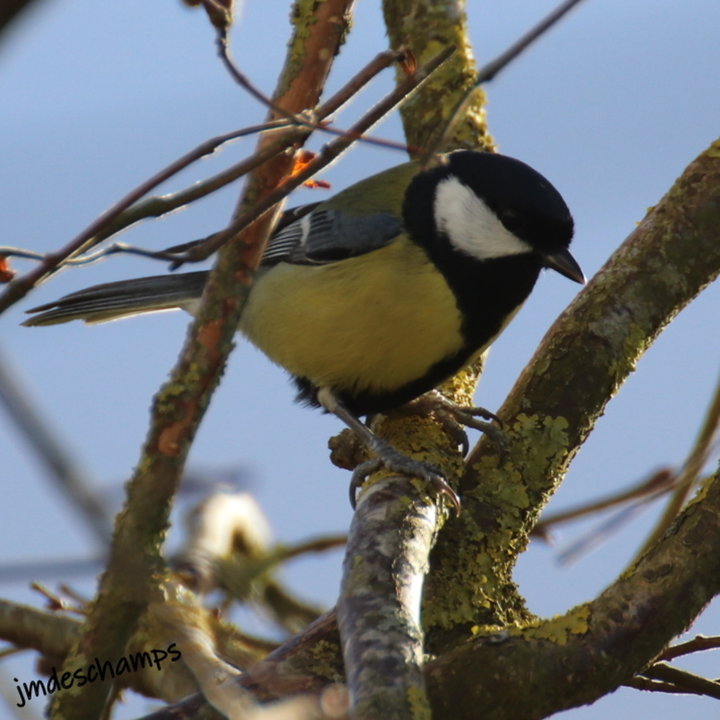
240, 237, 464, 395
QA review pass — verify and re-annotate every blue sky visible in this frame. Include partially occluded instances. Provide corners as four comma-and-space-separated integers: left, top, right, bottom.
1, 1, 719, 718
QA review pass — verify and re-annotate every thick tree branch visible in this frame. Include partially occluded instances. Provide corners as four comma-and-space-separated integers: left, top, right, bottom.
423, 137, 720, 649
425, 461, 720, 719
21, 425, 706, 720
338, 477, 441, 719
382, 0, 494, 153
47, 3, 353, 718
137, 135, 720, 719
130, 456, 720, 719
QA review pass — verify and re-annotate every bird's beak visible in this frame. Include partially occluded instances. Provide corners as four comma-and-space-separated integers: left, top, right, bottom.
540, 248, 586, 284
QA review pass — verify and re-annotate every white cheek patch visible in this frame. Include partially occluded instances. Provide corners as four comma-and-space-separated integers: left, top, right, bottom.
434, 177, 532, 260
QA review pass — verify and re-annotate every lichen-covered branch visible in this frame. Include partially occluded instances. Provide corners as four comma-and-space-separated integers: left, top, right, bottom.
382, 0, 494, 154
338, 477, 441, 719
0, 599, 80, 661
426, 461, 720, 719
423, 137, 720, 650
141, 134, 720, 719
130, 457, 720, 718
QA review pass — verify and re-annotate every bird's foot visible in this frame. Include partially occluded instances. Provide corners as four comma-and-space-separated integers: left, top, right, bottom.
349, 440, 461, 516
406, 390, 507, 456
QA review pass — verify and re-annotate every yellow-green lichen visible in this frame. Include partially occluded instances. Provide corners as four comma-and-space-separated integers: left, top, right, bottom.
522, 604, 591, 646
407, 685, 433, 719
706, 138, 720, 158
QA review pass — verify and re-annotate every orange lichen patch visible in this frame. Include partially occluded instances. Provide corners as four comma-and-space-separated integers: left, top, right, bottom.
291, 150, 331, 189
197, 318, 223, 354
0, 256, 15, 283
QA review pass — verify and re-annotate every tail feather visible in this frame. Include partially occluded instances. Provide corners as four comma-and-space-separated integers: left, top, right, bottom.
23, 272, 208, 326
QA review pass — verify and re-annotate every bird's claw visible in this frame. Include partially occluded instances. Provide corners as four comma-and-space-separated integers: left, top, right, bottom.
349, 454, 461, 516
401, 391, 506, 457
441, 409, 509, 457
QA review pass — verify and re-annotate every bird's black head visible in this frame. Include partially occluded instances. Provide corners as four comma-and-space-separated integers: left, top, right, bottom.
403, 150, 584, 283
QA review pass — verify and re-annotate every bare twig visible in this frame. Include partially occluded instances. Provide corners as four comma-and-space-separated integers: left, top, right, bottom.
0, 243, 188, 267
29, 582, 84, 614
659, 635, 720, 661
173, 44, 455, 264
531, 468, 679, 564
637, 662, 720, 700
269, 535, 346, 564
217, 35, 307, 127
0, 51, 410, 288
624, 675, 698, 695
0, 123, 289, 315
533, 467, 675, 538
555, 499, 657, 565
476, 0, 586, 84
635, 372, 720, 558
0, 557, 104, 583
532, 377, 720, 561
428, 0, 587, 155
132, 49, 411, 243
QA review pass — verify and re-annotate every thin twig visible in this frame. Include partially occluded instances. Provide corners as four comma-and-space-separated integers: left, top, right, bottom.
0, 52, 409, 290
0, 557, 104, 583
635, 372, 720, 558
217, 34, 307, 126
0, 123, 290, 315
638, 662, 720, 700
0, 242, 195, 267
429, 0, 587, 155
105, 50, 412, 244
555, 500, 657, 565
270, 535, 346, 564
624, 676, 699, 695
317, 49, 405, 117
532, 467, 676, 538
476, 0, 586, 84
659, 635, 720, 661
83, 49, 411, 239
29, 582, 84, 614
173, 44, 455, 264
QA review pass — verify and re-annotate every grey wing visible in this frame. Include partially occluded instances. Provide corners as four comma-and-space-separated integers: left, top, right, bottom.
261, 209, 404, 266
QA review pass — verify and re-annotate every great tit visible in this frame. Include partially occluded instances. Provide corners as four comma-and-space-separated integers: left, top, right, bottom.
25, 150, 584, 507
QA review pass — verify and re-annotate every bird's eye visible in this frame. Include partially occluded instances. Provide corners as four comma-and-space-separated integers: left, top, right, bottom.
499, 208, 528, 235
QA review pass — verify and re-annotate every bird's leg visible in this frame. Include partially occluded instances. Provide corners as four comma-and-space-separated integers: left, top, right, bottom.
402, 389, 507, 457
317, 388, 461, 514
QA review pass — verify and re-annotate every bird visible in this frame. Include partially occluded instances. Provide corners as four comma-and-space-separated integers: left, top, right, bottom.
24, 150, 584, 509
